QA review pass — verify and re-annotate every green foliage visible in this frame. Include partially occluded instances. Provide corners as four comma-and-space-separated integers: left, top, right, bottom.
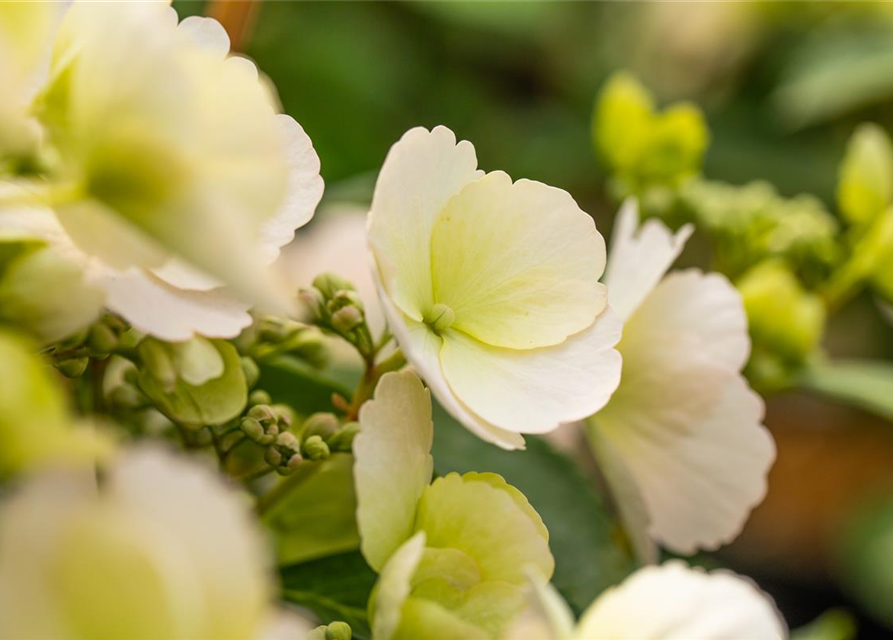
430, 403, 636, 614
837, 123, 893, 226
281, 551, 377, 640
790, 610, 857, 640
800, 359, 893, 423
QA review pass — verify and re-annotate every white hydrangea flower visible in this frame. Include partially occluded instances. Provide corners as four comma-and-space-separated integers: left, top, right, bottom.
504, 561, 786, 640
367, 126, 622, 449
0, 446, 312, 640
588, 200, 776, 559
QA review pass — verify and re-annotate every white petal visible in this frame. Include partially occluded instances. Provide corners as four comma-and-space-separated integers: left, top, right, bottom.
575, 561, 786, 640
368, 126, 483, 321
355, 371, 434, 572
104, 268, 252, 342
502, 571, 575, 640
430, 172, 607, 349
438, 308, 622, 434
177, 16, 230, 56
596, 375, 775, 554
258, 115, 324, 264
377, 278, 525, 449
603, 199, 693, 321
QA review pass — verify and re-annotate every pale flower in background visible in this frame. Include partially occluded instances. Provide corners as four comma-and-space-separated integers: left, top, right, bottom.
504, 561, 786, 640
367, 126, 621, 450
588, 200, 776, 559
0, 446, 311, 640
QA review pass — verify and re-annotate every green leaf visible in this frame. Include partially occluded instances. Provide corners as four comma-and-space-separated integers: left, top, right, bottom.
837, 123, 893, 227
430, 403, 636, 614
280, 550, 377, 640
800, 359, 893, 422
258, 355, 353, 419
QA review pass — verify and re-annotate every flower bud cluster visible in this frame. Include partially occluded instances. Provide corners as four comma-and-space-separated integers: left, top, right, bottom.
300, 273, 375, 362
236, 316, 329, 368
307, 621, 352, 640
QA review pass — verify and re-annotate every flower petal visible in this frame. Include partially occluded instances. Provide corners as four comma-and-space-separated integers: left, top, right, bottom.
355, 371, 434, 572
368, 126, 483, 321
430, 172, 607, 349
603, 199, 692, 321
596, 375, 775, 554
438, 308, 622, 434
377, 281, 525, 449
373, 532, 427, 640
575, 561, 785, 639
502, 570, 576, 640
103, 269, 252, 342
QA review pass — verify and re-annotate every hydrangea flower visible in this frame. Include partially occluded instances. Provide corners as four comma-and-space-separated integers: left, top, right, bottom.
353, 371, 554, 639
504, 561, 786, 640
0, 6, 323, 341
588, 200, 776, 559
367, 126, 621, 449
0, 446, 312, 640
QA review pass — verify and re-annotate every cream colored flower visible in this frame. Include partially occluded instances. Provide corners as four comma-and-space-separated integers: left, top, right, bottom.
504, 561, 786, 640
0, 446, 307, 640
588, 200, 775, 559
367, 126, 621, 449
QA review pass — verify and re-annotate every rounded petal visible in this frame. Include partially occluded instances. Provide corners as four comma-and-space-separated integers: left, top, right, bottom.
355, 371, 434, 572
373, 532, 427, 640
596, 375, 775, 554
377, 280, 525, 449
603, 199, 692, 321
502, 570, 575, 640
575, 561, 786, 640
103, 269, 252, 342
177, 16, 230, 56
368, 126, 483, 321
438, 308, 622, 434
415, 472, 554, 585
430, 172, 607, 349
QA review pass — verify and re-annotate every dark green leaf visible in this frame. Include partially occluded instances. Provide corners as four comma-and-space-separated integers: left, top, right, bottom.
800, 359, 893, 422
258, 356, 352, 419
430, 402, 636, 614
280, 550, 377, 640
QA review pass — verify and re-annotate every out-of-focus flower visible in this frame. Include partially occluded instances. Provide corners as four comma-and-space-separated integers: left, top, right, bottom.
0, 329, 109, 477
837, 123, 893, 227
354, 371, 554, 639
0, 4, 323, 341
588, 201, 775, 560
0, 446, 309, 640
367, 126, 621, 450
503, 561, 786, 640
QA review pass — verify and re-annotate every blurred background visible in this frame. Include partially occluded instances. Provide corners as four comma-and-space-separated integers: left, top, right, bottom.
177, 2, 893, 637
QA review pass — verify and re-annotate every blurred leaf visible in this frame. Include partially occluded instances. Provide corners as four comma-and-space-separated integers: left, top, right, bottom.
263, 453, 360, 566
799, 359, 893, 422
280, 550, 376, 640
834, 498, 893, 631
430, 403, 636, 614
791, 609, 857, 640
837, 123, 893, 226
258, 355, 352, 419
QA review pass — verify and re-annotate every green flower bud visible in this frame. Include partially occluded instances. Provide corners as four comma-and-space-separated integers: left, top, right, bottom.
87, 322, 119, 355
264, 446, 283, 467
837, 123, 893, 227
240, 356, 260, 389
737, 260, 826, 364
240, 417, 266, 443
56, 357, 89, 378
248, 389, 272, 407
275, 431, 299, 451
301, 434, 330, 461
326, 621, 352, 640
327, 422, 360, 453
331, 306, 363, 333
302, 412, 339, 440
289, 328, 329, 369
312, 273, 356, 299
247, 404, 276, 423
298, 287, 326, 319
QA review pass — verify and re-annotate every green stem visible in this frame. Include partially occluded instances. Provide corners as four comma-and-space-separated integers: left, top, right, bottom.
256, 461, 322, 516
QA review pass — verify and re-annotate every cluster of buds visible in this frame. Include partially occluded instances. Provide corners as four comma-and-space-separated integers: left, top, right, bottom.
300, 273, 374, 362
49, 314, 135, 377
238, 394, 304, 476
307, 621, 352, 640
301, 412, 359, 454
235, 316, 328, 368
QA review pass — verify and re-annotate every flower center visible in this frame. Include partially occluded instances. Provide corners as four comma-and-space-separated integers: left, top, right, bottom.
423, 303, 455, 335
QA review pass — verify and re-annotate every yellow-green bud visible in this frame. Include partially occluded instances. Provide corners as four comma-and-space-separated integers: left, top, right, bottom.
240, 417, 266, 443
327, 422, 360, 453
312, 273, 355, 299
264, 447, 283, 467
302, 412, 339, 440
56, 357, 89, 378
248, 389, 272, 407
87, 322, 119, 354
240, 356, 260, 388
326, 621, 352, 640
275, 431, 299, 451
738, 260, 826, 364
331, 306, 363, 333
301, 434, 330, 461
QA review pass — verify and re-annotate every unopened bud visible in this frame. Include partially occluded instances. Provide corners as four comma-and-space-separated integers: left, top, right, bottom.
248, 389, 272, 407
264, 447, 283, 467
302, 434, 330, 461
331, 306, 363, 333
327, 422, 360, 452
87, 322, 118, 354
56, 357, 88, 378
240, 356, 260, 388
312, 273, 355, 300
248, 404, 276, 422
326, 622, 352, 640
302, 412, 339, 440
275, 431, 299, 451
240, 417, 266, 442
